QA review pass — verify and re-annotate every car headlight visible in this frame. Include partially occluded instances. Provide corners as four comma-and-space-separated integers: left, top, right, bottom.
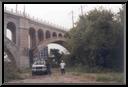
32, 67, 36, 71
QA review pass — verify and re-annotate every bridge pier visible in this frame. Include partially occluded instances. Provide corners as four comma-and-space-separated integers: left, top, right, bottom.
17, 18, 30, 69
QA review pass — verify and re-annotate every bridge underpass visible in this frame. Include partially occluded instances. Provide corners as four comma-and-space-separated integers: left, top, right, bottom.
28, 37, 69, 68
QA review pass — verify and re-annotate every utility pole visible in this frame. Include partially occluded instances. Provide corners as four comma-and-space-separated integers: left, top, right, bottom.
23, 4, 25, 16
71, 10, 74, 28
16, 4, 18, 13
81, 5, 83, 16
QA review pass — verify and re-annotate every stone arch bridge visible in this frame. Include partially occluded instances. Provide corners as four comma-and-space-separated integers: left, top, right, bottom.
4, 8, 68, 69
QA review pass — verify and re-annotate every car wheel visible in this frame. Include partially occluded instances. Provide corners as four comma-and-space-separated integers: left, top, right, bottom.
45, 70, 47, 74
47, 70, 50, 75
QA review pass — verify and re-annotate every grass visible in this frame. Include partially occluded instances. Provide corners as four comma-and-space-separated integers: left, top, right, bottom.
4, 62, 23, 82
17, 67, 32, 73
66, 66, 124, 83
4, 62, 32, 82
96, 73, 124, 82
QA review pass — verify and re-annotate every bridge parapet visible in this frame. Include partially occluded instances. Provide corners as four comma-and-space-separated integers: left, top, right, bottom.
4, 7, 68, 32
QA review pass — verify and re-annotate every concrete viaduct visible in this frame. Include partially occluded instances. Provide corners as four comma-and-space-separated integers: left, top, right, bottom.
4, 8, 67, 69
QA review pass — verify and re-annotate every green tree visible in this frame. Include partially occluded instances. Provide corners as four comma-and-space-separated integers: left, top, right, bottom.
67, 7, 124, 72
50, 49, 62, 65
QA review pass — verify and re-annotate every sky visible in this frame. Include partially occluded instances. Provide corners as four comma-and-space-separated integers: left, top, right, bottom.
4, 4, 122, 30
4, 4, 122, 53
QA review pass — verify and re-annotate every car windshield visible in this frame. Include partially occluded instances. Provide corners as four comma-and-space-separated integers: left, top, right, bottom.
34, 60, 45, 65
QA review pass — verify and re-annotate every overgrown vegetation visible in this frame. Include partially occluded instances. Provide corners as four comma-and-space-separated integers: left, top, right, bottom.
50, 49, 62, 64
50, 49, 64, 68
66, 67, 124, 82
4, 61, 32, 82
66, 6, 124, 72
96, 73, 124, 82
4, 62, 22, 82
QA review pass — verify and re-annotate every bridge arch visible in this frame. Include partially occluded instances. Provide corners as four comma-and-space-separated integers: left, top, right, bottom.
37, 38, 69, 52
32, 38, 69, 63
38, 29, 44, 42
50, 41, 68, 51
52, 32, 57, 38
29, 27, 36, 48
46, 30, 51, 39
58, 33, 62, 38
64, 34, 67, 38
6, 22, 16, 44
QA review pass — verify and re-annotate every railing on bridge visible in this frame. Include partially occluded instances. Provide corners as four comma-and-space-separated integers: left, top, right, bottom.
4, 6, 68, 32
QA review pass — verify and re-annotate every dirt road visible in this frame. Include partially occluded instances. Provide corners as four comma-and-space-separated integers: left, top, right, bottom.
7, 68, 97, 83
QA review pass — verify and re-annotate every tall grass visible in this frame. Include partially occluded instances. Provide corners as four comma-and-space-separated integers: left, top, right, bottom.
66, 66, 124, 82
96, 73, 124, 82
4, 62, 32, 82
4, 62, 22, 82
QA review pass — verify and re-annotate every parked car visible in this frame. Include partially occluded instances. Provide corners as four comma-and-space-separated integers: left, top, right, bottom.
32, 60, 48, 75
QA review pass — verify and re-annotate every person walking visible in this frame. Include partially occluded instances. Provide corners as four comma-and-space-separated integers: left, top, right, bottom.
60, 60, 66, 75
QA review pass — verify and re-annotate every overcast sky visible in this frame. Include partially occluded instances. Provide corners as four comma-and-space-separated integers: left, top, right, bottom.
4, 4, 122, 30
4, 4, 122, 53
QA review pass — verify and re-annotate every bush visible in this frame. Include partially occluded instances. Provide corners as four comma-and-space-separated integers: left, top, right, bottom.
66, 64, 119, 73
96, 73, 124, 82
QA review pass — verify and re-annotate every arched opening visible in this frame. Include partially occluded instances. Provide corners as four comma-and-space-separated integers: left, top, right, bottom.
52, 32, 57, 38
6, 29, 12, 41
38, 29, 44, 42
64, 34, 67, 38
6, 22, 16, 44
48, 43, 69, 55
29, 28, 36, 48
47, 43, 70, 67
46, 30, 51, 39
58, 33, 62, 38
